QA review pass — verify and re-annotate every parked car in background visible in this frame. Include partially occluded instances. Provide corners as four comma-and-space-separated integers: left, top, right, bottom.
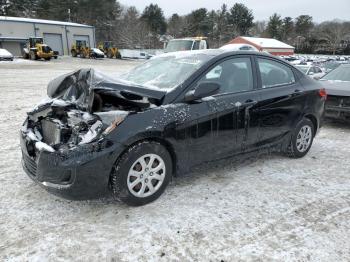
295, 65, 325, 79
90, 48, 105, 59
164, 37, 208, 53
0, 48, 14, 61
323, 62, 341, 73
320, 64, 350, 121
20, 50, 326, 206
220, 43, 258, 52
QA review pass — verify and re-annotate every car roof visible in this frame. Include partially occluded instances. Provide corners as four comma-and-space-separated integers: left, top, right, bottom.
156, 49, 278, 60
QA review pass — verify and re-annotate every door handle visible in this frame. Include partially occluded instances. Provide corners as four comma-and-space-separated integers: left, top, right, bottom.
243, 99, 258, 106
294, 89, 302, 93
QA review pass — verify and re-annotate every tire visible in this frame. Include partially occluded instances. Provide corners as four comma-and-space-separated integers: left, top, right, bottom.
287, 118, 315, 158
45, 57, 51, 61
107, 50, 113, 58
23, 52, 29, 59
71, 50, 77, 57
30, 51, 37, 60
111, 141, 172, 206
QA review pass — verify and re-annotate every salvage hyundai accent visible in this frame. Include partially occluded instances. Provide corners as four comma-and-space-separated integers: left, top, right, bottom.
20, 50, 326, 206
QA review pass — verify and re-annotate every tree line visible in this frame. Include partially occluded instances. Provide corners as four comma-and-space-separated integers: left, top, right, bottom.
1, 0, 350, 54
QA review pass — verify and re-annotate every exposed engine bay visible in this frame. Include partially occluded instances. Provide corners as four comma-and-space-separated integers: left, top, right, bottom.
22, 68, 166, 154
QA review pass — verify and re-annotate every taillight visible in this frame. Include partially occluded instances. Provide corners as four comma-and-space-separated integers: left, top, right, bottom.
318, 88, 327, 99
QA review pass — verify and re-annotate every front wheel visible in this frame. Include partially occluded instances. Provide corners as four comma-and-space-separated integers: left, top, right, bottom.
111, 141, 172, 206
30, 51, 37, 60
287, 118, 315, 158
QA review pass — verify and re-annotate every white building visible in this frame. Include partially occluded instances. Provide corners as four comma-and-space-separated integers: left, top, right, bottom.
0, 16, 95, 56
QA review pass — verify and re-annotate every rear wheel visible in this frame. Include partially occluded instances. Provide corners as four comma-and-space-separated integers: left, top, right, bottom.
111, 141, 172, 206
71, 50, 77, 57
287, 118, 314, 158
30, 51, 37, 60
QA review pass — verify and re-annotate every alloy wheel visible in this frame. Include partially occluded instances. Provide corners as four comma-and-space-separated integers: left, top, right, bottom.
296, 125, 312, 152
127, 154, 166, 198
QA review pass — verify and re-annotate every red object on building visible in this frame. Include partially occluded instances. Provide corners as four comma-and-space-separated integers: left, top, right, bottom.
228, 36, 295, 56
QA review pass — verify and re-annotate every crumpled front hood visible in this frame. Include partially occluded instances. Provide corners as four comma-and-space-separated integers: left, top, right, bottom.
47, 68, 166, 111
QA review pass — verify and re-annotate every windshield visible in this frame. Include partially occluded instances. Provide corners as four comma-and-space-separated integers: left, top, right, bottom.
120, 53, 212, 90
165, 40, 194, 53
296, 66, 309, 73
321, 66, 350, 82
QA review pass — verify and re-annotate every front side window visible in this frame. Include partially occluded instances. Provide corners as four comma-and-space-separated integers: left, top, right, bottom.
258, 58, 295, 88
199, 57, 253, 94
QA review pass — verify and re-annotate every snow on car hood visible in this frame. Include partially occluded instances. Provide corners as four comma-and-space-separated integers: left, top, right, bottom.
91, 48, 104, 55
47, 68, 166, 111
0, 48, 13, 57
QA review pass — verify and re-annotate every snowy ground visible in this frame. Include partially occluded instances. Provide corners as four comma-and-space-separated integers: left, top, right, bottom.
1, 57, 350, 261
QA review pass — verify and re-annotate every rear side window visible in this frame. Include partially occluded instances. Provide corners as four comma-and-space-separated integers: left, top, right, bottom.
257, 58, 295, 88
200, 57, 253, 94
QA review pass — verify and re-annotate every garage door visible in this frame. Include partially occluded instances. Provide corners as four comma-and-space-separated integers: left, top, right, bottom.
73, 35, 90, 47
1, 42, 22, 56
43, 33, 63, 56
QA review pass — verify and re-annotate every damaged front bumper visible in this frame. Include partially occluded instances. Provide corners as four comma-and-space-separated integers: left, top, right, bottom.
20, 128, 126, 200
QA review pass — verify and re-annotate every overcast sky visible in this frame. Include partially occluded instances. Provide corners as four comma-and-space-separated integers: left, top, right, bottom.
120, 0, 350, 22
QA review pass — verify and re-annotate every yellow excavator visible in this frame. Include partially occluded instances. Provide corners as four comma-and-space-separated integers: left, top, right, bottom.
22, 37, 56, 60
98, 41, 121, 59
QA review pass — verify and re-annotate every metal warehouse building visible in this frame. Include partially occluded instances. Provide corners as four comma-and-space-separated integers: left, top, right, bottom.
229, 36, 295, 56
0, 16, 95, 56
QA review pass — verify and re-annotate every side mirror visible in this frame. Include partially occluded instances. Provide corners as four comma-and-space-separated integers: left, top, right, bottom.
184, 82, 220, 102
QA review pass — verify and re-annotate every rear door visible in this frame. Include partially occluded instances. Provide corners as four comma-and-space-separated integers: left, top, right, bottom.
254, 57, 306, 145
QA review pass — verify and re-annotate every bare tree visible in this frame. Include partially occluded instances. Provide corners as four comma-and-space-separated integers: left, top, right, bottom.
318, 21, 350, 54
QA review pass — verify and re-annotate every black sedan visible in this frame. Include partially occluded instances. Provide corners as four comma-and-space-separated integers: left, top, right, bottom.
20, 50, 326, 206
320, 64, 350, 121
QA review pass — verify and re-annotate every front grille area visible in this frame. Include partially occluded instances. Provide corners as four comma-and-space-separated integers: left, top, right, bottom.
22, 153, 37, 177
327, 96, 350, 107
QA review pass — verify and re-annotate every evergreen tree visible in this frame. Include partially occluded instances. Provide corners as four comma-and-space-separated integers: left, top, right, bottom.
228, 3, 254, 36
266, 13, 283, 40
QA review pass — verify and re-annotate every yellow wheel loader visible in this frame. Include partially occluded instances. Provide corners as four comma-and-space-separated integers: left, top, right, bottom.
71, 40, 90, 58
98, 41, 121, 59
71, 40, 104, 59
22, 37, 56, 61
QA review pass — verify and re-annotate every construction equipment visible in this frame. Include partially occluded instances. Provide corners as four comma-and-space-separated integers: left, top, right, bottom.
98, 41, 121, 59
22, 37, 56, 60
71, 40, 90, 58
71, 40, 104, 59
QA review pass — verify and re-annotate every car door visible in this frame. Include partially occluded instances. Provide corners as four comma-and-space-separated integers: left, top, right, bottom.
254, 57, 306, 146
176, 56, 260, 165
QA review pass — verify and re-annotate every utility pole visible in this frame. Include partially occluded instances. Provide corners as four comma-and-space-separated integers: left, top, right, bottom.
68, 9, 71, 22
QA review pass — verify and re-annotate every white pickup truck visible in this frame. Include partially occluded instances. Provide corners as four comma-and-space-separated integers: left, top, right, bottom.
164, 37, 208, 53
